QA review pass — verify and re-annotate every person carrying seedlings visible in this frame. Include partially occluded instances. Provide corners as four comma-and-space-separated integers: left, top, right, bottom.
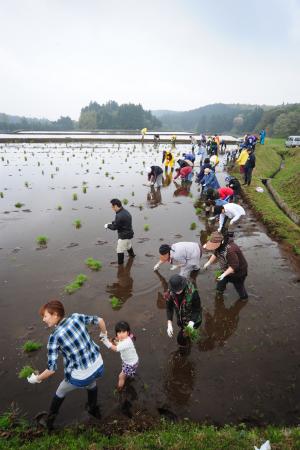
105, 198, 135, 265
101, 321, 139, 391
200, 167, 220, 192
154, 242, 202, 278
165, 274, 202, 345
213, 203, 246, 233
27, 300, 107, 430
146, 165, 163, 188
162, 149, 175, 172
203, 231, 248, 300
243, 148, 256, 186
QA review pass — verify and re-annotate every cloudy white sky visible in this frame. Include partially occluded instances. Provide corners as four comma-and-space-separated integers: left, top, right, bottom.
1, 0, 300, 120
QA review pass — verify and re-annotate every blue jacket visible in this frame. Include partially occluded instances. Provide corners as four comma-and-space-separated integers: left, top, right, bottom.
200, 172, 220, 190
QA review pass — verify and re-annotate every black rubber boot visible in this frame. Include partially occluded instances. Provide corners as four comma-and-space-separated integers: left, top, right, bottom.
46, 395, 65, 431
117, 253, 124, 265
127, 248, 135, 258
87, 387, 101, 419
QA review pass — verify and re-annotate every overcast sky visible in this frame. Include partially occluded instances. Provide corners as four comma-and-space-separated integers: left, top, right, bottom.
1, 0, 300, 120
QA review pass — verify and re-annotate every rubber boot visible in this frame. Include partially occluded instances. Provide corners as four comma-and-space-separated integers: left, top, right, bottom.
127, 247, 135, 258
46, 395, 65, 431
87, 387, 101, 419
117, 252, 124, 265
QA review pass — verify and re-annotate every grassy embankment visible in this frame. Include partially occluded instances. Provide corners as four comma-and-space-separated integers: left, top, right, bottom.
232, 138, 300, 256
1, 415, 300, 450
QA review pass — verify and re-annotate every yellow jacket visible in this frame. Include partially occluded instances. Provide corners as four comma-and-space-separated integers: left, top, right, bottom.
236, 149, 249, 166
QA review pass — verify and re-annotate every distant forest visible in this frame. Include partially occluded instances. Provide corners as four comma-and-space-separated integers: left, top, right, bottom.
1, 101, 300, 137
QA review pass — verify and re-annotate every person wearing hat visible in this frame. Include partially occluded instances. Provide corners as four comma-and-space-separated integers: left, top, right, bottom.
165, 274, 202, 343
213, 203, 246, 233
146, 165, 163, 188
203, 232, 248, 300
153, 242, 202, 278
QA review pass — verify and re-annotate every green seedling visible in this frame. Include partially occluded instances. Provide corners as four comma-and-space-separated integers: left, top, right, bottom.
190, 222, 197, 230
85, 257, 102, 271
83, 186, 87, 193
50, 161, 53, 165
36, 235, 48, 247
37, 162, 40, 166
42, 170, 44, 175
184, 325, 200, 343
15, 202, 24, 208
214, 269, 223, 280
73, 193, 78, 201
102, 159, 105, 164
57, 205, 62, 211
18, 366, 35, 379
131, 192, 135, 196
56, 167, 59, 172
51, 174, 54, 179
109, 296, 123, 310
144, 224, 150, 231
24, 157, 27, 161
74, 219, 82, 229
140, 171, 143, 175
138, 204, 143, 210
123, 198, 128, 205
24, 182, 29, 188
105, 172, 109, 177
195, 208, 202, 215
0, 192, 3, 198
22, 340, 42, 353
65, 274, 88, 294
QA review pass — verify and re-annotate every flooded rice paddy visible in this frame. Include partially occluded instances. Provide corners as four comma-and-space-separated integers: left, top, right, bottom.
0, 141, 299, 426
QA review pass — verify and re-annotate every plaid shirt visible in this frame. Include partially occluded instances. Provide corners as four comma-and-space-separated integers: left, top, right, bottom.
47, 313, 100, 381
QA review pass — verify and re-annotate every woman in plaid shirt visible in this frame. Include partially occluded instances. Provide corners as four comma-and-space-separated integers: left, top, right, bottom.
27, 300, 108, 430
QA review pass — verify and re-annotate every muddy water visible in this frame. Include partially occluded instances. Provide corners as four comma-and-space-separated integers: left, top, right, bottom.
0, 142, 299, 426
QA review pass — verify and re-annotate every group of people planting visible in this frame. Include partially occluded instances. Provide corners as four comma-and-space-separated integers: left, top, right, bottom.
27, 137, 251, 430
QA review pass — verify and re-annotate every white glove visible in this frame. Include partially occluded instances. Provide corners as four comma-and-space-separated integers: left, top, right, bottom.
153, 262, 161, 271
167, 321, 173, 338
217, 273, 226, 281
229, 219, 234, 225
217, 227, 222, 233
170, 265, 178, 271
187, 321, 194, 329
203, 261, 210, 270
99, 331, 107, 339
27, 373, 41, 384
104, 223, 110, 229
101, 337, 112, 349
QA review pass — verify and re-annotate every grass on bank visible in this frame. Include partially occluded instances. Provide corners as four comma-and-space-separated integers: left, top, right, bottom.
231, 138, 300, 255
1, 420, 300, 450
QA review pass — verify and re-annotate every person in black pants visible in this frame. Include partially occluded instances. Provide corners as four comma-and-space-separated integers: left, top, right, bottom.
105, 199, 135, 265
243, 148, 256, 186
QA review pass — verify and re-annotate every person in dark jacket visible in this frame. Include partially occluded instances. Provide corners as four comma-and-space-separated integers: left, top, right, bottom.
105, 199, 135, 265
195, 158, 214, 184
146, 165, 163, 187
165, 274, 202, 345
203, 232, 248, 300
243, 148, 256, 186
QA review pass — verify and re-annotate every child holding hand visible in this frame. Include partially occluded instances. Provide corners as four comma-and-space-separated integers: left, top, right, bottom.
101, 321, 139, 390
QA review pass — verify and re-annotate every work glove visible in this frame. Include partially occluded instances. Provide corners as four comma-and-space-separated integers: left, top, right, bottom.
217, 273, 226, 281
167, 321, 173, 338
101, 336, 112, 349
170, 265, 178, 271
104, 223, 110, 229
27, 373, 41, 384
153, 262, 161, 271
99, 331, 107, 339
217, 226, 222, 233
203, 261, 210, 270
187, 321, 194, 329
229, 219, 234, 225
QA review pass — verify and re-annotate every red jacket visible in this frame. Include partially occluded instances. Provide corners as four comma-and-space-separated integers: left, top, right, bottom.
174, 166, 192, 179
218, 187, 234, 199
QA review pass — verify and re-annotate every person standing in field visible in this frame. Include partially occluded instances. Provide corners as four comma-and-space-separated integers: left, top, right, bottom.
27, 300, 107, 430
105, 198, 135, 265
243, 148, 256, 186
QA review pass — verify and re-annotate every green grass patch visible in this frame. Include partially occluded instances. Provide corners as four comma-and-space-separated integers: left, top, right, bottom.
22, 340, 42, 353
18, 366, 35, 379
65, 274, 88, 295
144, 224, 150, 231
36, 235, 48, 247
14, 202, 24, 208
109, 296, 123, 310
85, 257, 102, 271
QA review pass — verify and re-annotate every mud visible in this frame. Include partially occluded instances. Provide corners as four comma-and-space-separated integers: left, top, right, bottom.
0, 141, 299, 427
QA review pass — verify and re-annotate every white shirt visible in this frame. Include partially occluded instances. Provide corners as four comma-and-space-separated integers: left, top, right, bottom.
117, 337, 139, 365
218, 203, 246, 231
171, 242, 201, 267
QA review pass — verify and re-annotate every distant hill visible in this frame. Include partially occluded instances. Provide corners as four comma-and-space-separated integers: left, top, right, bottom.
152, 103, 300, 137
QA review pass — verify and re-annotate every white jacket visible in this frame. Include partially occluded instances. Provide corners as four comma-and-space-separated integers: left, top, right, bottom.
218, 203, 246, 231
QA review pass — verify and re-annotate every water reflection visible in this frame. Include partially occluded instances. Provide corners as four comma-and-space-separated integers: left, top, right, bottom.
147, 186, 162, 208
106, 258, 134, 305
163, 172, 173, 187
163, 349, 195, 405
154, 270, 168, 309
173, 180, 192, 197
198, 296, 248, 352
